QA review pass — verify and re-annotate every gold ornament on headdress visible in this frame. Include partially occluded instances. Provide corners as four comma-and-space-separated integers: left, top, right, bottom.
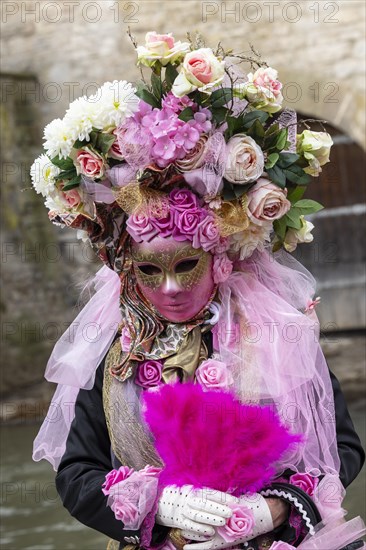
113, 183, 169, 219
214, 196, 250, 237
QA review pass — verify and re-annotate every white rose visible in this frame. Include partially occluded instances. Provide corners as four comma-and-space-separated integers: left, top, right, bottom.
172, 48, 225, 97
297, 130, 333, 176
224, 135, 264, 184
283, 216, 314, 252
136, 31, 190, 68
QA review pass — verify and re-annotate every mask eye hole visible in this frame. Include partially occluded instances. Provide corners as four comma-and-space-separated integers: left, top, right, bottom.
175, 259, 199, 274
136, 264, 162, 276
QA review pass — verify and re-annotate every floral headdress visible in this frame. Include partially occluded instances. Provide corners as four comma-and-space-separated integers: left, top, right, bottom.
30, 30, 333, 274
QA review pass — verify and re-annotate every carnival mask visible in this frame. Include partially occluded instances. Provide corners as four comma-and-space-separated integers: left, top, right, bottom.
131, 235, 215, 323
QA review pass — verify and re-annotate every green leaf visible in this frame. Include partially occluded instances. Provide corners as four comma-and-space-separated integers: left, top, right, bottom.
284, 209, 303, 229
247, 119, 265, 141
51, 156, 74, 170
277, 152, 299, 169
265, 153, 280, 169
241, 110, 269, 129
292, 199, 324, 214
96, 132, 116, 155
165, 64, 179, 89
62, 175, 81, 191
275, 129, 288, 151
263, 124, 281, 150
151, 72, 163, 102
273, 217, 287, 240
266, 165, 287, 188
287, 185, 306, 203
284, 164, 311, 185
225, 116, 243, 139
210, 87, 233, 108
222, 180, 237, 201
73, 139, 88, 150
54, 168, 77, 181
135, 86, 160, 108
178, 107, 195, 121
211, 106, 230, 124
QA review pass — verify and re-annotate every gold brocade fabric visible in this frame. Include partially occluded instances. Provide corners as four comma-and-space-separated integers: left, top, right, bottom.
162, 326, 208, 383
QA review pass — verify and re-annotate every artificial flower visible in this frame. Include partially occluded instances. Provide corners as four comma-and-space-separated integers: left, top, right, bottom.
172, 48, 225, 97
30, 154, 60, 196
224, 135, 265, 184
296, 130, 333, 176
247, 177, 291, 224
136, 31, 190, 67
238, 67, 283, 113
283, 216, 314, 252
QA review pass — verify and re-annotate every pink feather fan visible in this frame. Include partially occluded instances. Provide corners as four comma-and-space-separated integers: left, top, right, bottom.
143, 383, 301, 496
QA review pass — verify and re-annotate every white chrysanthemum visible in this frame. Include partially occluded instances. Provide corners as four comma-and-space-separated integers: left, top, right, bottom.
44, 192, 67, 214
93, 80, 139, 128
64, 96, 100, 142
30, 154, 60, 196
43, 118, 76, 159
230, 221, 273, 260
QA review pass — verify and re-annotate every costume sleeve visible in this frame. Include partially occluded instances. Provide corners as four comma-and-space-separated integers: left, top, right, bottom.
55, 359, 169, 547
330, 368, 365, 487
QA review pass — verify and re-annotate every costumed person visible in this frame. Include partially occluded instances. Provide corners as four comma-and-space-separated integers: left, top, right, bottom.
31, 31, 365, 550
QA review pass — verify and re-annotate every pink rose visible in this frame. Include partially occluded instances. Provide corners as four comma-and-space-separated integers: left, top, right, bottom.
172, 48, 225, 96
59, 183, 82, 208
75, 147, 105, 179
135, 360, 163, 389
217, 504, 255, 543
195, 359, 233, 390
110, 497, 139, 525
247, 177, 291, 224
213, 253, 233, 284
192, 213, 221, 252
169, 188, 199, 211
175, 135, 208, 172
146, 31, 175, 50
269, 542, 296, 550
140, 464, 162, 477
126, 212, 160, 243
151, 210, 174, 238
289, 472, 319, 497
120, 326, 132, 353
172, 208, 206, 241
102, 466, 134, 496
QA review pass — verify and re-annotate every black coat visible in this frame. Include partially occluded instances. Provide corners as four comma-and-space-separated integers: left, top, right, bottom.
55, 354, 365, 547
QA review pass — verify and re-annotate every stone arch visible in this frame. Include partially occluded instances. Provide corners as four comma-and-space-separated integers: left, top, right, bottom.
279, 69, 365, 150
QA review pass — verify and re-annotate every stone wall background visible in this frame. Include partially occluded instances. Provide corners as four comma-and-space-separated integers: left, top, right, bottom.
1, 0, 365, 395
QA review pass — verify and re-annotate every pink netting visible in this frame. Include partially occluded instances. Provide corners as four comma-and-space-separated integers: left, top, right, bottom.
182, 132, 226, 196
32, 265, 122, 470
214, 248, 340, 475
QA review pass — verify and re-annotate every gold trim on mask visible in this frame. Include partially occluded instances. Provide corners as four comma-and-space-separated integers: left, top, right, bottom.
131, 245, 210, 292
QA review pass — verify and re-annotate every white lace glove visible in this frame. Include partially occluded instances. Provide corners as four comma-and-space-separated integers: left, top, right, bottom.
182, 493, 273, 549
156, 485, 233, 539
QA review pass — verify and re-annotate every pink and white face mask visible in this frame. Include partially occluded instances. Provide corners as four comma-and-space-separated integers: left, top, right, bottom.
131, 235, 215, 323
